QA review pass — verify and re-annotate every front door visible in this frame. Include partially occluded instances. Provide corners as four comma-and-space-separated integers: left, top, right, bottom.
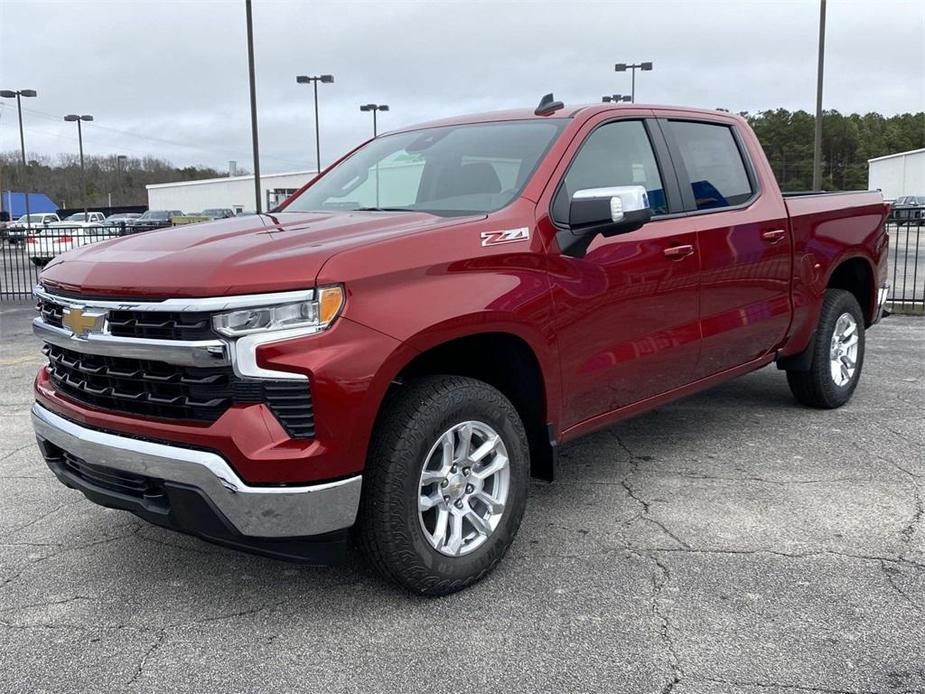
545, 118, 702, 430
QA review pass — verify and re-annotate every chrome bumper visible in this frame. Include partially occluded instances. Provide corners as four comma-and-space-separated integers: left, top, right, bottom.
31, 403, 361, 538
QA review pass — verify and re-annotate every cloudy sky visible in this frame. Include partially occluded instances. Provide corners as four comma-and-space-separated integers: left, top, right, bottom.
1, 0, 922, 174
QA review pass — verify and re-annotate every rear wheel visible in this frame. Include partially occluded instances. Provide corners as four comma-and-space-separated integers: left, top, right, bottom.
356, 376, 529, 595
786, 289, 865, 409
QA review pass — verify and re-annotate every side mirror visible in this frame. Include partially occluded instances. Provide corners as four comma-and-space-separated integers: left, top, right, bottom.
559, 185, 653, 257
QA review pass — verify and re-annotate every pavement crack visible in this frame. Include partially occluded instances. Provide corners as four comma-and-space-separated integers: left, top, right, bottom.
651, 555, 683, 693
612, 431, 691, 550
853, 439, 923, 548
879, 559, 923, 614
652, 545, 925, 569
126, 629, 167, 686
0, 443, 33, 462
695, 674, 914, 694
7, 498, 82, 535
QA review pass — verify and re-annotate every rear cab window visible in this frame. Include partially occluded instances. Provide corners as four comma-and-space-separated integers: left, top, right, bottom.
666, 120, 755, 211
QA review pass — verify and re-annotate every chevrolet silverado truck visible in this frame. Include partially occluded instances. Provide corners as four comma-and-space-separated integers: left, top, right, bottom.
30, 99, 890, 595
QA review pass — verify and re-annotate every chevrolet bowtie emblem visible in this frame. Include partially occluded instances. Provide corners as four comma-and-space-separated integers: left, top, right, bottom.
61, 307, 106, 338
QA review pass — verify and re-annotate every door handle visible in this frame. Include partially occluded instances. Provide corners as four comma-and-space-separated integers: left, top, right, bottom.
663, 244, 695, 260
761, 229, 787, 244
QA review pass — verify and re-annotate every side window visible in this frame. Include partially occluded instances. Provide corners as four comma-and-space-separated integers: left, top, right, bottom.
553, 120, 668, 224
667, 121, 754, 210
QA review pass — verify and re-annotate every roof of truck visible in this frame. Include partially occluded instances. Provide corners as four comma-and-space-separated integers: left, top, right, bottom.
385, 103, 742, 135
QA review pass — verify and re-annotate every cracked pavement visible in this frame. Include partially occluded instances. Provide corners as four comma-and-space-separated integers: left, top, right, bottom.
1, 300, 923, 693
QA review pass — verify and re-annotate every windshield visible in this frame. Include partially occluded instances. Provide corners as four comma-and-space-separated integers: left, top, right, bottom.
283, 120, 565, 217
139, 211, 168, 220
18, 214, 50, 222
64, 213, 88, 221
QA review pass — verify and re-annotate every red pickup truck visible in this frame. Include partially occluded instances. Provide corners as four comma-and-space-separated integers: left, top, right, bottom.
31, 99, 890, 595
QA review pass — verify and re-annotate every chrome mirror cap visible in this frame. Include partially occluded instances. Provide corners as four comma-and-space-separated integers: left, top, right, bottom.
572, 185, 651, 222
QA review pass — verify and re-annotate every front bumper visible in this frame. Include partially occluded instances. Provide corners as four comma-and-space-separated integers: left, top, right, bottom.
32, 403, 362, 559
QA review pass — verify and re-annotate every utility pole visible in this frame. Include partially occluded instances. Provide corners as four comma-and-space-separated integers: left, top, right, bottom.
245, 0, 262, 213
812, 0, 827, 191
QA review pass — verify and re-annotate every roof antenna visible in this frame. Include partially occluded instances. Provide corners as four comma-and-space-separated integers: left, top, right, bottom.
534, 93, 564, 116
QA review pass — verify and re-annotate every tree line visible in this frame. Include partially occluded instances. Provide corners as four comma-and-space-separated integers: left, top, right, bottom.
741, 109, 924, 192
1, 108, 923, 208
0, 152, 235, 210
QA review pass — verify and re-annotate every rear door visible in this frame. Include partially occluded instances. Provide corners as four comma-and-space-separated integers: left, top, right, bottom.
544, 115, 702, 429
659, 117, 791, 378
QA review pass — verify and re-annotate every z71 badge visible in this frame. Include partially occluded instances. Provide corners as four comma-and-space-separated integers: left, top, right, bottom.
480, 227, 530, 247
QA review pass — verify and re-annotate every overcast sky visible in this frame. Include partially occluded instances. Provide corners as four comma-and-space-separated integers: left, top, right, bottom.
1, 0, 922, 174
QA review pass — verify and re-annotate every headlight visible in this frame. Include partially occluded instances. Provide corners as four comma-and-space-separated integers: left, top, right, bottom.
212, 286, 344, 337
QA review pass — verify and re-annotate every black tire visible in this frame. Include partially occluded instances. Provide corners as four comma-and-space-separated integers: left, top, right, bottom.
355, 375, 529, 596
786, 289, 866, 409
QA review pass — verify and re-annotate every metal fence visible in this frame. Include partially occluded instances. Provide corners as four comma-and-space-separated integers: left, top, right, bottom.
1, 220, 924, 312
0, 224, 135, 300
887, 221, 924, 315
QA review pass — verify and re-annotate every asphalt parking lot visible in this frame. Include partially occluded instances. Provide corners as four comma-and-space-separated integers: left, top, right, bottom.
1, 301, 923, 694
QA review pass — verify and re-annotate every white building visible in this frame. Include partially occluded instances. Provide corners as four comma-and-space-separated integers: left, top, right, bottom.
146, 170, 318, 214
867, 148, 925, 201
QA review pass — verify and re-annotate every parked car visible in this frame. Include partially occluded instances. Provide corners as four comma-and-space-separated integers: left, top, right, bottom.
27, 224, 118, 266
5, 212, 60, 244
125, 209, 183, 233
102, 213, 142, 234
31, 101, 890, 595
201, 208, 237, 220
46, 212, 107, 229
890, 195, 925, 225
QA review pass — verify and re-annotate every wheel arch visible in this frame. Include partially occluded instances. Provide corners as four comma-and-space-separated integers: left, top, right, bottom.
370, 325, 559, 481
825, 254, 876, 326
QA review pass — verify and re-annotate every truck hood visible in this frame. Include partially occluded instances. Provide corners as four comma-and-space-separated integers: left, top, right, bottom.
40, 210, 478, 298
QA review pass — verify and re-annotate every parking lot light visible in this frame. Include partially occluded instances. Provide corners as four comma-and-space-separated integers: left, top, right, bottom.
602, 94, 631, 103
64, 114, 94, 216
1, 89, 38, 225
296, 74, 335, 171
360, 104, 390, 136
613, 61, 654, 103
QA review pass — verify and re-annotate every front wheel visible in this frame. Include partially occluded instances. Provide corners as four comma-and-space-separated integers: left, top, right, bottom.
356, 376, 529, 595
786, 289, 866, 409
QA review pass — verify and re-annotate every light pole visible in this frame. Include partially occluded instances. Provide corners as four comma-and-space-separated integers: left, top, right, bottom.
244, 0, 262, 213
0, 89, 37, 226
812, 0, 826, 191
613, 61, 653, 103
602, 94, 631, 103
64, 114, 93, 216
360, 104, 389, 137
296, 74, 334, 171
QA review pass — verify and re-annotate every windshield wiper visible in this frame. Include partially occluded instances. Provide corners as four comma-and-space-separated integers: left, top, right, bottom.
351, 207, 413, 212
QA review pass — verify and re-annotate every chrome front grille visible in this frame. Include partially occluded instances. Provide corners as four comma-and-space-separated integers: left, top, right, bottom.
35, 288, 317, 437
